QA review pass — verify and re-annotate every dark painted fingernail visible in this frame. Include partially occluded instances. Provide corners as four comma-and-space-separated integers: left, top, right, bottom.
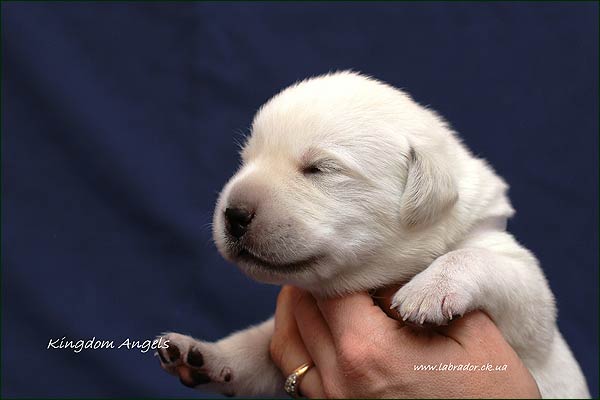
166, 345, 180, 362
187, 348, 204, 367
157, 349, 168, 364
190, 370, 211, 385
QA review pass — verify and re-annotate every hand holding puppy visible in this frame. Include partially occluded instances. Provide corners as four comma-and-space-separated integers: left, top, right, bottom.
270, 286, 541, 399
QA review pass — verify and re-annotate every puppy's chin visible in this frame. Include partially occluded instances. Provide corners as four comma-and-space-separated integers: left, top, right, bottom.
219, 246, 323, 285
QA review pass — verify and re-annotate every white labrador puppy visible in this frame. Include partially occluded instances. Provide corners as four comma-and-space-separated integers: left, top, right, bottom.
157, 72, 589, 398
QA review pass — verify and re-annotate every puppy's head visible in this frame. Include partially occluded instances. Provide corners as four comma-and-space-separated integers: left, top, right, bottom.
213, 72, 459, 291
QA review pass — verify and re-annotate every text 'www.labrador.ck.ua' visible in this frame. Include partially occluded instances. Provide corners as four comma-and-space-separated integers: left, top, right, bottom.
156, 72, 590, 398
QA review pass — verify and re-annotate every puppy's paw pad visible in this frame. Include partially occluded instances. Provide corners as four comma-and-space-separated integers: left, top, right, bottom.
186, 347, 205, 368
179, 368, 212, 387
156, 332, 236, 392
220, 367, 233, 382
156, 332, 195, 370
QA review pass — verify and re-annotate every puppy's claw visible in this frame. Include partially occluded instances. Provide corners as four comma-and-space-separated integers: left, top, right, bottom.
158, 332, 238, 395
391, 276, 471, 326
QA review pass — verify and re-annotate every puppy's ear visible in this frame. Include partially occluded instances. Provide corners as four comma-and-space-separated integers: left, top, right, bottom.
400, 146, 458, 227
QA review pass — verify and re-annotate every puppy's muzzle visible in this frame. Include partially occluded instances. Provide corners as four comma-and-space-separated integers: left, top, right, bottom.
224, 206, 254, 239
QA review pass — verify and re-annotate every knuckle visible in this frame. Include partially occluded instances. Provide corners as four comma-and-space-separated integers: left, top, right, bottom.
337, 334, 370, 367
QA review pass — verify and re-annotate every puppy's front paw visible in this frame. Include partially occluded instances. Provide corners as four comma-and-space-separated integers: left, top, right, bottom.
157, 332, 234, 395
391, 256, 474, 326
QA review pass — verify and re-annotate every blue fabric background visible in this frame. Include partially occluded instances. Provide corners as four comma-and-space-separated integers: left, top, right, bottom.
2, 2, 598, 398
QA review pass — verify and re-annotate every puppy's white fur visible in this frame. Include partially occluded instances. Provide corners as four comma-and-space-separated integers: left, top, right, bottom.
159, 72, 590, 398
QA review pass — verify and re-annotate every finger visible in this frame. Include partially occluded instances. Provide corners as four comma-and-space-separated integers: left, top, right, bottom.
273, 286, 325, 398
294, 290, 337, 373
278, 335, 324, 399
437, 310, 501, 346
316, 291, 397, 342
274, 286, 303, 340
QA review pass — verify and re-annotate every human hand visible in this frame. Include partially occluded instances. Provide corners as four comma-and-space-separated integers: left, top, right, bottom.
270, 286, 540, 398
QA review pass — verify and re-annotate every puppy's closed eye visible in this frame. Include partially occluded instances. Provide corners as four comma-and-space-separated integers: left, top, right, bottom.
302, 164, 324, 175
301, 160, 342, 176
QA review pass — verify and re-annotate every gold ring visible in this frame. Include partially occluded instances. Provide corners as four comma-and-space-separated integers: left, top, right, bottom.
284, 362, 314, 398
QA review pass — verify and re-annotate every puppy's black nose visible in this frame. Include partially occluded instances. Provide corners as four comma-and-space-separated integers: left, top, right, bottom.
224, 207, 254, 239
